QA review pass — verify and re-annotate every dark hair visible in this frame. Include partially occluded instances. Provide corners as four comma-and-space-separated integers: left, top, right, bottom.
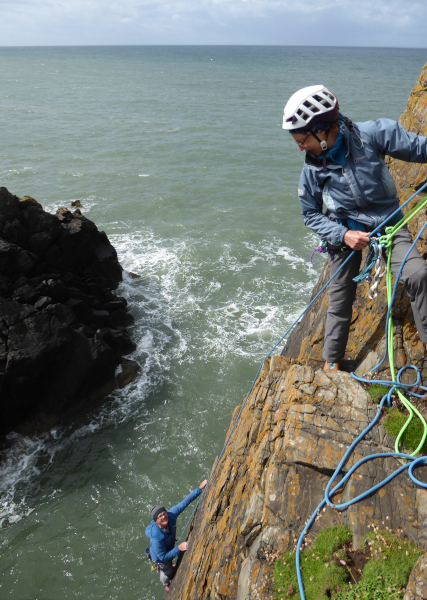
291, 118, 338, 136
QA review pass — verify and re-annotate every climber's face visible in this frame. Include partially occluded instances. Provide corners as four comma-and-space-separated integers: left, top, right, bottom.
156, 510, 169, 528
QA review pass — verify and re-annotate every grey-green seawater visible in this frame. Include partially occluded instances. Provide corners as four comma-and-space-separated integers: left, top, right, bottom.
0, 46, 426, 600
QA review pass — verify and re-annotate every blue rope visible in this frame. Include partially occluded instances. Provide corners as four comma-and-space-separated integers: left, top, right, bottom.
296, 383, 427, 599
176, 181, 427, 585
176, 247, 357, 542
295, 181, 427, 599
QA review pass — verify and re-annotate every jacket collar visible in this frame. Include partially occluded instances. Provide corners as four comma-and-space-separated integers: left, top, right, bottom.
304, 114, 353, 170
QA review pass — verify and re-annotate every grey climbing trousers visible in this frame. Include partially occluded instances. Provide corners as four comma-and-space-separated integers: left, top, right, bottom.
323, 227, 427, 363
159, 561, 174, 586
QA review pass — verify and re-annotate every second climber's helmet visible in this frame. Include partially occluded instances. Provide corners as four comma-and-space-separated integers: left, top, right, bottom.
282, 85, 339, 132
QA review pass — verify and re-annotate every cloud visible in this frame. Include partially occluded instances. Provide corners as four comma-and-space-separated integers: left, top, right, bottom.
1, 0, 427, 46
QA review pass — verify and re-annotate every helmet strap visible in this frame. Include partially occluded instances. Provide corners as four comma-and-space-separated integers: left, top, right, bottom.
312, 129, 329, 152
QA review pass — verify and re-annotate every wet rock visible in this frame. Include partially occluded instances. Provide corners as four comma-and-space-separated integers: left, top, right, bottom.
116, 358, 140, 388
71, 200, 83, 208
0, 187, 138, 436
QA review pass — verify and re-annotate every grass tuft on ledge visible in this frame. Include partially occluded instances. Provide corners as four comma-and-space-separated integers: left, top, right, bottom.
273, 524, 422, 600
367, 383, 390, 404
383, 407, 427, 455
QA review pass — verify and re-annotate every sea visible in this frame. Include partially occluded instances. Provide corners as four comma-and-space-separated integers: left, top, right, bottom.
0, 45, 426, 600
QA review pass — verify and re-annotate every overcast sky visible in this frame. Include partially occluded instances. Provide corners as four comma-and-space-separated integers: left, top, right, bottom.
1, 0, 427, 47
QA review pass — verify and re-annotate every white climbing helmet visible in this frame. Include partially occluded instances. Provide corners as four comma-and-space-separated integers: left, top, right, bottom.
282, 85, 339, 131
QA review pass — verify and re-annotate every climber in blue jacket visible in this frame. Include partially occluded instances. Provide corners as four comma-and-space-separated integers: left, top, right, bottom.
282, 85, 427, 371
146, 479, 207, 591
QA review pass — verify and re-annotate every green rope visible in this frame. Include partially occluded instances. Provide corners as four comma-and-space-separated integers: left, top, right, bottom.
379, 192, 427, 248
380, 193, 427, 455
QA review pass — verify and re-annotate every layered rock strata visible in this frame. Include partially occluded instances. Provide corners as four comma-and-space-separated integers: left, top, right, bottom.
0, 187, 138, 437
168, 64, 427, 598
170, 360, 427, 599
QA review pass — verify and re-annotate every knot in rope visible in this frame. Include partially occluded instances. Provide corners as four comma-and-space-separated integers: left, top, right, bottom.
378, 226, 394, 249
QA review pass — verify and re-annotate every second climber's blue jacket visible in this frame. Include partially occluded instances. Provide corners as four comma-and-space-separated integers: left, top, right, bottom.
145, 486, 202, 564
297, 115, 427, 246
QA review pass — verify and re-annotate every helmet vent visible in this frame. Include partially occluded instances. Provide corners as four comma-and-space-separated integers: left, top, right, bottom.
313, 93, 333, 108
282, 85, 338, 131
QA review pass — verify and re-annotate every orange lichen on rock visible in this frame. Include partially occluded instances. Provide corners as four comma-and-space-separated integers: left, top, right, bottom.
170, 362, 424, 599
168, 64, 427, 600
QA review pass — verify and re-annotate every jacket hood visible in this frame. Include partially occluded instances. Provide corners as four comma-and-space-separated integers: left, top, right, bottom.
145, 520, 163, 540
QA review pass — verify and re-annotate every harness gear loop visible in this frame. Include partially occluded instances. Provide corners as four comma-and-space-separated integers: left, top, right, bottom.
368, 246, 386, 299
352, 238, 385, 294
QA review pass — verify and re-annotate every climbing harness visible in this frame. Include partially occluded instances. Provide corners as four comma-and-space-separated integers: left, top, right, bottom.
145, 546, 161, 572
175, 182, 427, 600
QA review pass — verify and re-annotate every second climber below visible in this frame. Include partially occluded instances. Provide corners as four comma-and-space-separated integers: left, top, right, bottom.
282, 85, 427, 371
146, 479, 207, 591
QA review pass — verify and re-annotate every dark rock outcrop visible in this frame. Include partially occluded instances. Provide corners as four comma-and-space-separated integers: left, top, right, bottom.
0, 187, 138, 437
167, 64, 427, 599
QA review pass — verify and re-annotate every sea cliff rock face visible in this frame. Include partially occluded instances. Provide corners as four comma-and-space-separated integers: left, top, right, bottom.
168, 64, 427, 599
0, 187, 137, 437
170, 360, 427, 599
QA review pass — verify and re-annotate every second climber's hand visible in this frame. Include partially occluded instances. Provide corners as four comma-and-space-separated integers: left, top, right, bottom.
343, 230, 370, 250
178, 541, 189, 552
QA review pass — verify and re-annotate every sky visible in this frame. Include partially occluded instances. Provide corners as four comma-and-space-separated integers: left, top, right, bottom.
1, 0, 427, 47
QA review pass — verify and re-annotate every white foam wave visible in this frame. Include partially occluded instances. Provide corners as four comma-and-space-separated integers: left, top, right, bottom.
0, 434, 50, 527
0, 226, 318, 527
111, 230, 318, 365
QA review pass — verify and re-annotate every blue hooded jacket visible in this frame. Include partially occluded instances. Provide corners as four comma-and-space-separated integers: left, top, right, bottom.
297, 115, 427, 246
145, 486, 202, 564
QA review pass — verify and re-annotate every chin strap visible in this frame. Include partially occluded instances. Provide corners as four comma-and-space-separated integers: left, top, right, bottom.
311, 129, 330, 171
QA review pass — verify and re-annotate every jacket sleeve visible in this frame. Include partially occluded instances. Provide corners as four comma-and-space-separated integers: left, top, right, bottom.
168, 486, 203, 518
299, 168, 348, 246
368, 118, 427, 163
150, 537, 181, 563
